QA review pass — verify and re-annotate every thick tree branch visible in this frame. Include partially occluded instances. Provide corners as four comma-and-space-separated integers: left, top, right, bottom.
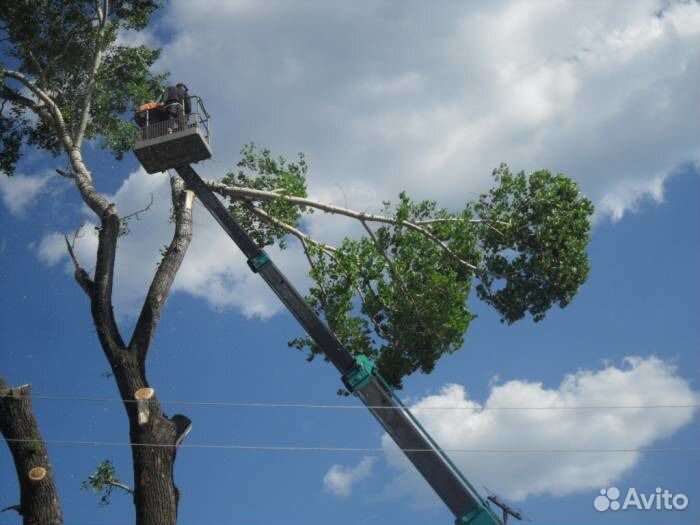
207, 180, 479, 272
129, 176, 194, 364
0, 378, 63, 525
69, 156, 112, 216
74, 0, 108, 148
2, 69, 73, 150
2, 70, 110, 215
91, 205, 126, 356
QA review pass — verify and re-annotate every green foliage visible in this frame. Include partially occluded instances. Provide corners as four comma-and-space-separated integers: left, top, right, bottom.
1, 0, 166, 174
222, 144, 310, 249
231, 149, 593, 389
290, 196, 478, 389
474, 164, 594, 323
81, 459, 128, 506
91, 45, 166, 158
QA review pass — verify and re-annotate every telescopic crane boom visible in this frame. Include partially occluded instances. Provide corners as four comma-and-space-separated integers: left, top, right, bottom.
133, 103, 508, 524
176, 166, 503, 525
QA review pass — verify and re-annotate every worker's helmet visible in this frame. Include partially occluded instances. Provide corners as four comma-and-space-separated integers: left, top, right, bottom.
176, 82, 189, 91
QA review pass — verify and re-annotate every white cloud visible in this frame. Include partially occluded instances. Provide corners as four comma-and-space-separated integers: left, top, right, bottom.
37, 232, 70, 266
35, 168, 310, 317
0, 174, 51, 216
323, 456, 376, 498
598, 174, 666, 222
381, 357, 698, 504
150, 0, 698, 224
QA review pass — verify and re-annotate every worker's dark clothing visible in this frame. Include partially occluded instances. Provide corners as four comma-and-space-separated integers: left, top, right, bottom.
160, 84, 191, 131
161, 85, 185, 130
163, 85, 191, 113
163, 86, 181, 105
134, 111, 147, 128
177, 85, 192, 114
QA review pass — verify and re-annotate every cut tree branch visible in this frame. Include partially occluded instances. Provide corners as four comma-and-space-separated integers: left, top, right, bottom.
207, 180, 479, 272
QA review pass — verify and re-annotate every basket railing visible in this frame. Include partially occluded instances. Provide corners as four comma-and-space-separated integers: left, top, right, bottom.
135, 95, 211, 144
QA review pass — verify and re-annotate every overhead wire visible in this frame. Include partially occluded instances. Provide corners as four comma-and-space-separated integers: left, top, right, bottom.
44, 520, 700, 525
4, 437, 700, 454
2, 393, 699, 411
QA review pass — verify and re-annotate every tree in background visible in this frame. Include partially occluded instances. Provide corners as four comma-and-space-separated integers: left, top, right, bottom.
1, 1, 593, 523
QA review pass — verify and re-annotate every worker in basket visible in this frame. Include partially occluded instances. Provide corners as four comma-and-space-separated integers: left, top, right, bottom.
161, 82, 191, 132
134, 82, 191, 136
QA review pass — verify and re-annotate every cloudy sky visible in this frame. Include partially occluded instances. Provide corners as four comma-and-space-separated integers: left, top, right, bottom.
1, 1, 699, 524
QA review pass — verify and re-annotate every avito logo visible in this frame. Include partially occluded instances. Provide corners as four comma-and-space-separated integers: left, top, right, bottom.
594, 487, 688, 512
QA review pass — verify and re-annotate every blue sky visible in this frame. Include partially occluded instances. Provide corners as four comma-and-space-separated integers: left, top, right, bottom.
1, 1, 699, 524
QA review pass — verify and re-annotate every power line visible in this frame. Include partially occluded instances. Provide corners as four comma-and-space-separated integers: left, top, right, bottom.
43, 520, 700, 525
3, 393, 699, 411
48, 520, 700, 525
5, 437, 700, 454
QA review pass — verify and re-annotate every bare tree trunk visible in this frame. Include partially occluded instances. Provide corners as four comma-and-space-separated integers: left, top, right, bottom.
64, 171, 195, 524
0, 378, 63, 525
103, 350, 188, 525
131, 402, 183, 525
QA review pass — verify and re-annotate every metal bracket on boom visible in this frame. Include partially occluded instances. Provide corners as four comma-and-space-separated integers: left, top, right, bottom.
456, 505, 501, 525
247, 251, 271, 273
341, 355, 375, 393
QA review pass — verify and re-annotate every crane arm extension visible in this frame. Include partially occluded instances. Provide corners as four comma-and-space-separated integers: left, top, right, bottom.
175, 164, 502, 525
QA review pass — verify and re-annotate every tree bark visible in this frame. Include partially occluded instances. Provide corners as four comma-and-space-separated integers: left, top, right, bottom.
0, 378, 63, 525
101, 349, 189, 525
62, 171, 193, 523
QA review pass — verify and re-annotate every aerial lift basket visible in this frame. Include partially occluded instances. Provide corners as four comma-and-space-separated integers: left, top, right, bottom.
133, 95, 212, 174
